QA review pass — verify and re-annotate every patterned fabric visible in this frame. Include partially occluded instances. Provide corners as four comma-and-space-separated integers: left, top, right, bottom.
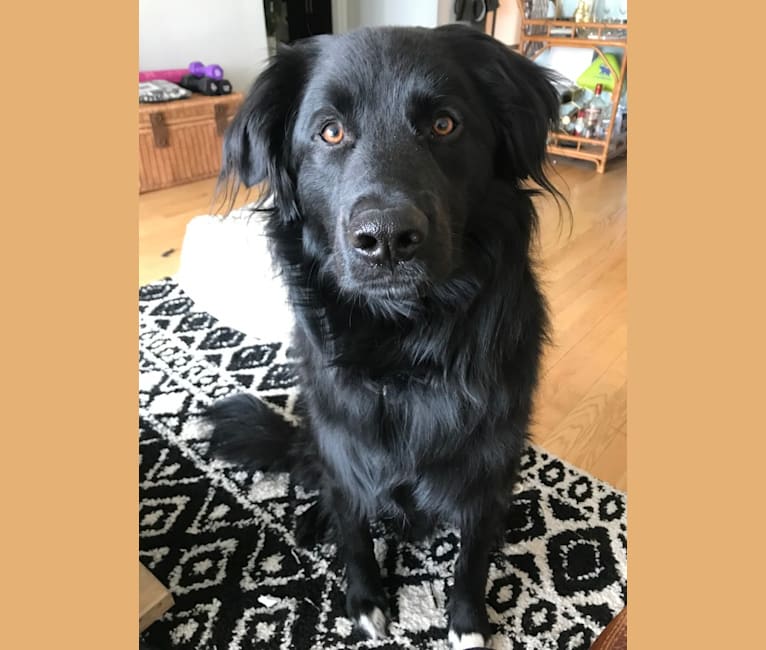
139, 278, 627, 650
139, 80, 192, 103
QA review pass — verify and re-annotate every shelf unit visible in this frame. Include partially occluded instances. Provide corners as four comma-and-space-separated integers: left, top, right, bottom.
516, 3, 628, 173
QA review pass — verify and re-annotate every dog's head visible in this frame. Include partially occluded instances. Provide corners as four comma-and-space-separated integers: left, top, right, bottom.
219, 25, 561, 307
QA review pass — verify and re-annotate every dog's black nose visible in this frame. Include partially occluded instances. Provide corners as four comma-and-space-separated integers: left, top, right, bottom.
348, 205, 428, 265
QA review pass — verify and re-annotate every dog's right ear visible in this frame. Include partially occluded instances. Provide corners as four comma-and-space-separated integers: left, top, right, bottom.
217, 43, 313, 209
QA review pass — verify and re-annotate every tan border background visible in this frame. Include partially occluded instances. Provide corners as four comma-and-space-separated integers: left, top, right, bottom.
4, 1, 137, 648
628, 2, 766, 647
3, 1, 765, 648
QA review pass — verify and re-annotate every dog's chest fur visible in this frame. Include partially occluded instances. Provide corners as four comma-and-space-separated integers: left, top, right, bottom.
299, 332, 511, 525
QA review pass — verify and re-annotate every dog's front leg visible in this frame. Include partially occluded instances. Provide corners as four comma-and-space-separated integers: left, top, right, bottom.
448, 512, 499, 650
327, 491, 388, 639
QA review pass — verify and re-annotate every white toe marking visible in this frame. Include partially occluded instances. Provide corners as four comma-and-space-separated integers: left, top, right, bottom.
358, 607, 387, 639
448, 629, 487, 649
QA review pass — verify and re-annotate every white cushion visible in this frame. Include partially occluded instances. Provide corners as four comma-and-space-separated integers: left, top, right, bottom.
175, 205, 295, 341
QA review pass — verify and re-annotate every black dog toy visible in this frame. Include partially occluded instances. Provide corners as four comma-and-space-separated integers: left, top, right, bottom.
179, 74, 232, 96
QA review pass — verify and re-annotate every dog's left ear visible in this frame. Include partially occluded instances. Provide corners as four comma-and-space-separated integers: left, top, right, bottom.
217, 40, 317, 217
437, 25, 561, 192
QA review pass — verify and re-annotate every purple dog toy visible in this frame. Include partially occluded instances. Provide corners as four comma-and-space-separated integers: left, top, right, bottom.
189, 61, 223, 80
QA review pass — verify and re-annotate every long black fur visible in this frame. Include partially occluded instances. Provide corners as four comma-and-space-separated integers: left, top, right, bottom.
204, 25, 565, 647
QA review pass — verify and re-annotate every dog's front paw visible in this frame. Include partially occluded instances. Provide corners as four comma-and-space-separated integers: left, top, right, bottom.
448, 629, 490, 649
346, 587, 388, 640
448, 599, 492, 649
355, 605, 388, 640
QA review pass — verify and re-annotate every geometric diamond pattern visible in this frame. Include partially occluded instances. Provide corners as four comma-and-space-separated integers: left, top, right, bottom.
140, 496, 190, 537
546, 527, 619, 597
227, 343, 279, 371
168, 538, 238, 595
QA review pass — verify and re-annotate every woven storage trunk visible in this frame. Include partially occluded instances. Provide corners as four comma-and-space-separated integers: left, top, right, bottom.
139, 92, 243, 193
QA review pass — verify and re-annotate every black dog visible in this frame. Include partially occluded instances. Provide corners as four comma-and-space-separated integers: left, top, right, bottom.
205, 25, 564, 649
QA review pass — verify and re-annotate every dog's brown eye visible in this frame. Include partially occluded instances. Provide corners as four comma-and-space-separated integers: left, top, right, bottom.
432, 115, 456, 137
320, 122, 345, 145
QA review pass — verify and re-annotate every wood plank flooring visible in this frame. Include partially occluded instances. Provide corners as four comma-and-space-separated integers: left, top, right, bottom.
138, 156, 627, 490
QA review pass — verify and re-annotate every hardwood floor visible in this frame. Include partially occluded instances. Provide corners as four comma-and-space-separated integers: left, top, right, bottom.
138, 178, 252, 285
138, 156, 627, 491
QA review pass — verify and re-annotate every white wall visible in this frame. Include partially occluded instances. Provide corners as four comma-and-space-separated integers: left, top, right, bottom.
139, 0, 269, 94
347, 0, 441, 29
331, 0, 350, 34
436, 0, 455, 26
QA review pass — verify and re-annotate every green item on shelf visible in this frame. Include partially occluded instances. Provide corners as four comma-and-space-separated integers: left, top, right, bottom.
577, 53, 621, 92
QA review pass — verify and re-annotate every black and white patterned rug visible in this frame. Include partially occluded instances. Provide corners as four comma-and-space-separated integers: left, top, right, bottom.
139, 278, 627, 650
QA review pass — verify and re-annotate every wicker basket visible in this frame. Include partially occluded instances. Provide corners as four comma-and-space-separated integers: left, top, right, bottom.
138, 92, 243, 193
